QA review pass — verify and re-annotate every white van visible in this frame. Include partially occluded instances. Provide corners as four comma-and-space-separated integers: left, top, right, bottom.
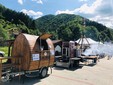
0, 51, 5, 57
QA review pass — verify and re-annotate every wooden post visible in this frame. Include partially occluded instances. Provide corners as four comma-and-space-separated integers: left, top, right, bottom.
0, 58, 2, 81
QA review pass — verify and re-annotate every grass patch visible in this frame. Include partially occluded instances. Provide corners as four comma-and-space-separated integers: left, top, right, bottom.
0, 46, 8, 56
0, 46, 12, 63
2, 59, 7, 63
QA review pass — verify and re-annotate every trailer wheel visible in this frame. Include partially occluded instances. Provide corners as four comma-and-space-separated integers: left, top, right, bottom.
39, 67, 48, 78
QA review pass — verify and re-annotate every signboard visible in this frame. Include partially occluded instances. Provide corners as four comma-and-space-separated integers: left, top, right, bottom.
50, 50, 55, 55
32, 54, 40, 61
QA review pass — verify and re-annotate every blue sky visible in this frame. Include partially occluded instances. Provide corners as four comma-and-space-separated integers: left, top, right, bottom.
0, 0, 113, 28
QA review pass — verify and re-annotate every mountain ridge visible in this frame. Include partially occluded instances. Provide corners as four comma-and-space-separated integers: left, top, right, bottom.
0, 4, 113, 42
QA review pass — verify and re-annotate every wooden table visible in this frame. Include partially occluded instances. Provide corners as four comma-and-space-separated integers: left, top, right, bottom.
81, 56, 98, 63
69, 57, 81, 67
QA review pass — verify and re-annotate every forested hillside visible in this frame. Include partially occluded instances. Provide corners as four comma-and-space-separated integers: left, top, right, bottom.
35, 14, 113, 42
0, 4, 113, 42
0, 4, 36, 40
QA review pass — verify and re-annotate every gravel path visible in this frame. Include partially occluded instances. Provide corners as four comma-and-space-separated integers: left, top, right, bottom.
1, 57, 113, 85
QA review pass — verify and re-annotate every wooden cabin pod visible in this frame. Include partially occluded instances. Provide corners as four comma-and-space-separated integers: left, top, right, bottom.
11, 33, 54, 71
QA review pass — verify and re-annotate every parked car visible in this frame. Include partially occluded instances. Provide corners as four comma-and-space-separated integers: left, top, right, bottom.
0, 51, 5, 57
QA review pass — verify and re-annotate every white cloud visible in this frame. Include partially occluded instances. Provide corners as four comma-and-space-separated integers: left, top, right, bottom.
56, 0, 103, 15
74, 4, 94, 14
90, 15, 113, 28
32, 0, 43, 4
89, 0, 113, 28
75, 0, 103, 14
21, 9, 43, 19
18, 0, 23, 5
56, 9, 75, 15
55, 0, 113, 28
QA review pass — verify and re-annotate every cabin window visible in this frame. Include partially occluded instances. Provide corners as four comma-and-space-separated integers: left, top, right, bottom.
38, 39, 48, 50
55, 45, 61, 56
62, 47, 68, 56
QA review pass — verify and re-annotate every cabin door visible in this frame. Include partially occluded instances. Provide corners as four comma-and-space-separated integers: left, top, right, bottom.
38, 34, 52, 67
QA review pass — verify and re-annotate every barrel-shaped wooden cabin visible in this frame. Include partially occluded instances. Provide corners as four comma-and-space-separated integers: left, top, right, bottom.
11, 33, 54, 71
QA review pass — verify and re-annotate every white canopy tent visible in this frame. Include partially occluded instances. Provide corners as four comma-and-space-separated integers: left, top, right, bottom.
76, 38, 99, 45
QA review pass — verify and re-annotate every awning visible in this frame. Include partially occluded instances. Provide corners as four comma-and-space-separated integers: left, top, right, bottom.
39, 33, 52, 40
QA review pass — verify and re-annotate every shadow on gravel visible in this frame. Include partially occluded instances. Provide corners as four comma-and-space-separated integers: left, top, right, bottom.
53, 65, 83, 71
85, 63, 96, 67
1, 75, 50, 85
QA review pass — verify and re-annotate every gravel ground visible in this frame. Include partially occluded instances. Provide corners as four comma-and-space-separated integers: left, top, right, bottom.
1, 57, 113, 85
